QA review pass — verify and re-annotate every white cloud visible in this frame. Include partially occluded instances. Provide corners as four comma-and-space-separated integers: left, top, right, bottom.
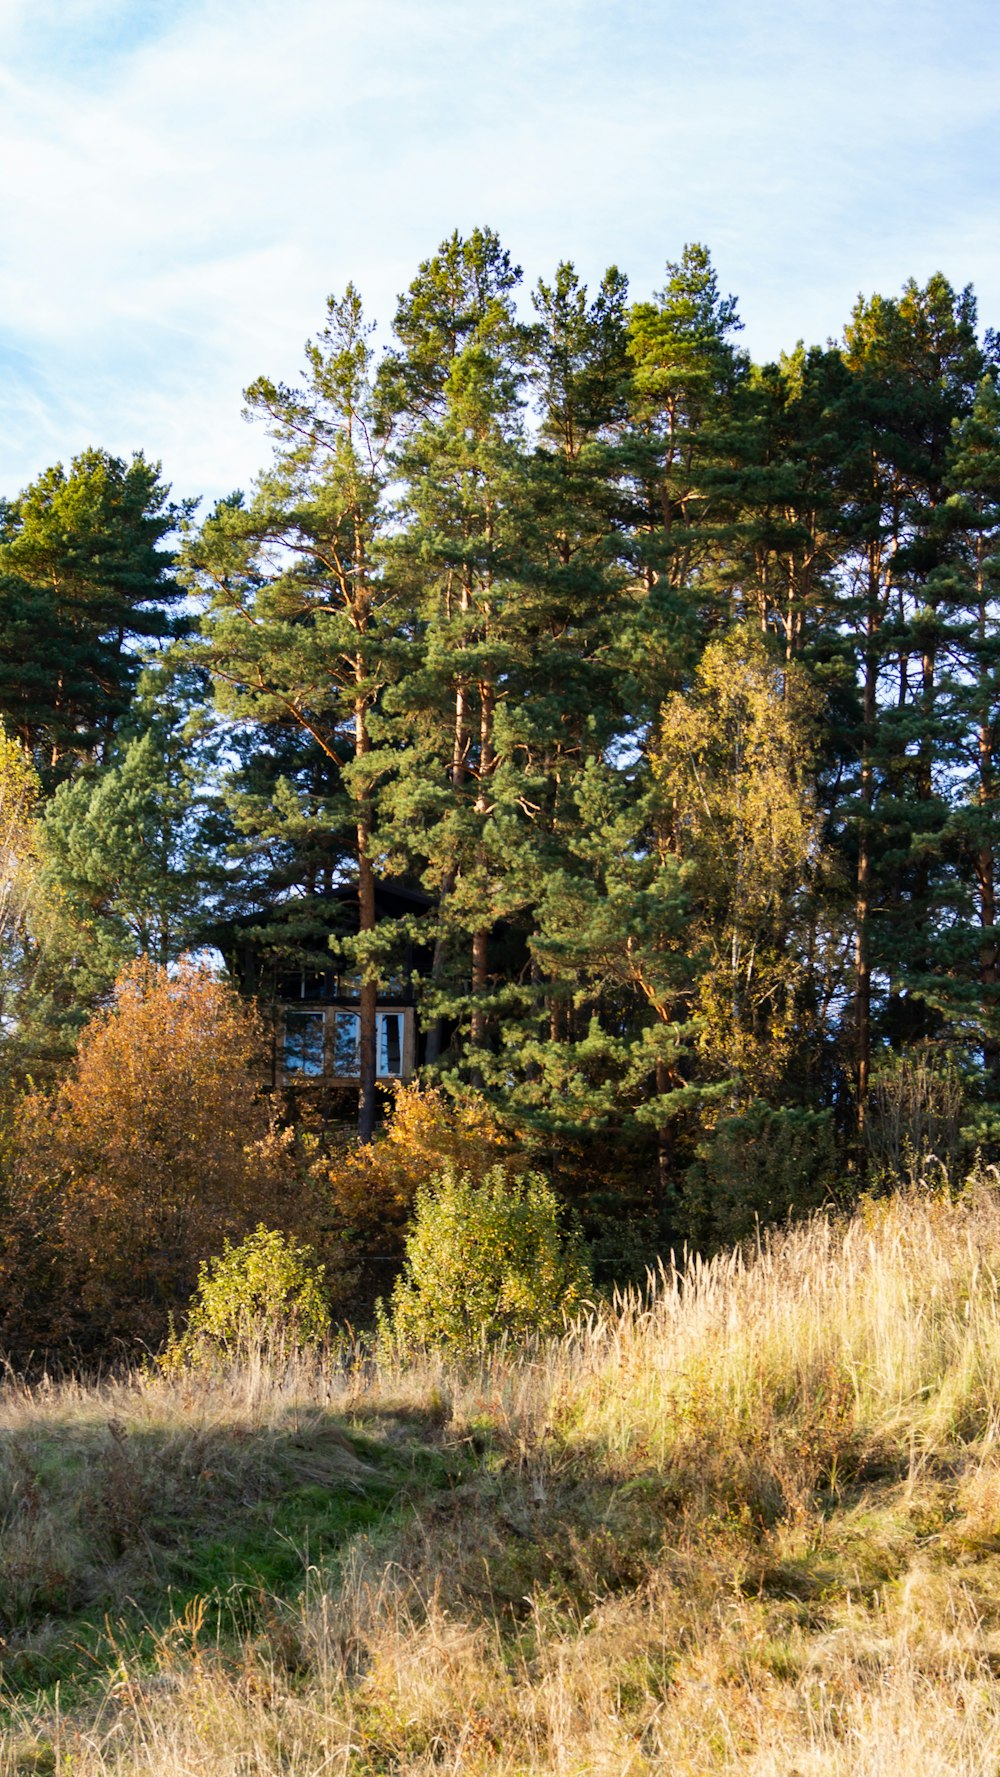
1, 0, 998, 502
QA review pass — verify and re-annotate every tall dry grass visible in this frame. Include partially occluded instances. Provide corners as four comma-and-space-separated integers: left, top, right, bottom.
7, 1179, 1000, 1772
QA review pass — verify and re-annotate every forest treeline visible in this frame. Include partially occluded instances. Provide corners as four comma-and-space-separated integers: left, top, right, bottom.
2, 228, 1000, 1289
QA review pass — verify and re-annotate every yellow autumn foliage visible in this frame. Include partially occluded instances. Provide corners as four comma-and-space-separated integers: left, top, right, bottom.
0, 958, 334, 1353
0, 724, 39, 1021
655, 627, 828, 1098
311, 1079, 514, 1252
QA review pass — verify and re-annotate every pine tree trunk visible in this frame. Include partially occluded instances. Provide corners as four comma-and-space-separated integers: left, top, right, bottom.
978, 582, 998, 1086
855, 833, 871, 1126
471, 926, 489, 1049
356, 852, 378, 1143
655, 1055, 671, 1202
855, 575, 877, 1135
469, 676, 494, 1071
423, 873, 452, 1066
355, 689, 378, 1143
427, 599, 472, 1070
979, 834, 997, 1082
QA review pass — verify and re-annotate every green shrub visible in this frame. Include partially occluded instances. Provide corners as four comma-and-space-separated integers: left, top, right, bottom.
380, 1164, 592, 1356
680, 1101, 837, 1248
164, 1225, 331, 1365
864, 1047, 967, 1184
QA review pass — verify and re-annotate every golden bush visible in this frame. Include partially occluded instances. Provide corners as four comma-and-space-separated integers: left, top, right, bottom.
312, 1080, 513, 1253
0, 958, 327, 1354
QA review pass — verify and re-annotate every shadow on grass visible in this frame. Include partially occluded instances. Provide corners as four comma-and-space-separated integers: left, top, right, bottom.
0, 1400, 464, 1715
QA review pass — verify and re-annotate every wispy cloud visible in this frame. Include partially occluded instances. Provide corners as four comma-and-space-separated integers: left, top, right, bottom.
1, 0, 998, 504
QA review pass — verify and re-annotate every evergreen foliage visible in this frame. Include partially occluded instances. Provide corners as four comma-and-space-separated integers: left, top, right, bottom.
0, 449, 184, 777
6, 230, 1000, 1295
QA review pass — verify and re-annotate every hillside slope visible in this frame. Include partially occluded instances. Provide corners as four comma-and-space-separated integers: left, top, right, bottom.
7, 1181, 1000, 1773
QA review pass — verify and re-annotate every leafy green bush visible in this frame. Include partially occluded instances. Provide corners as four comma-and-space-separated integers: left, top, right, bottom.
380, 1164, 591, 1356
680, 1101, 837, 1248
164, 1225, 331, 1365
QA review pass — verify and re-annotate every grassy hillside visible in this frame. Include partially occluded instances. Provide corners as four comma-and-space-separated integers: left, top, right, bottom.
7, 1180, 1000, 1772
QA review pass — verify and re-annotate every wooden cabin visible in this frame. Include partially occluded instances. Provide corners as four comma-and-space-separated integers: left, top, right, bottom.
269, 882, 435, 1105
278, 980, 417, 1086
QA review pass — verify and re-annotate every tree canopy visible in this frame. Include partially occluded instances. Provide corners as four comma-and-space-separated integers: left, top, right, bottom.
4, 232, 1000, 1262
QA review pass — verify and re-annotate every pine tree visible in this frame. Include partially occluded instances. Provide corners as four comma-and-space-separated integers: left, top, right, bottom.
839, 276, 986, 1119
624, 243, 747, 698
189, 287, 393, 1138
0, 450, 184, 776
37, 723, 214, 967
377, 228, 532, 1077
475, 262, 635, 1098
927, 376, 1000, 1086
503, 245, 748, 1186
525, 750, 695, 1190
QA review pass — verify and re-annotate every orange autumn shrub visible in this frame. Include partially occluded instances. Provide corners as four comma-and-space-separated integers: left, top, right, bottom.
0, 958, 336, 1356
312, 1080, 514, 1254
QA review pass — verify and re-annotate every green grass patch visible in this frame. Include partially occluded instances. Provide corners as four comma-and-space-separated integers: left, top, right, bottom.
0, 1408, 461, 1721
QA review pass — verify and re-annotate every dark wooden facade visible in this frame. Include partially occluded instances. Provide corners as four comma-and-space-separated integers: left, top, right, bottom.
263, 882, 435, 1114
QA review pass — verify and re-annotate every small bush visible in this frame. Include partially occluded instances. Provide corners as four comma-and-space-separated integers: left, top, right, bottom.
166, 1225, 332, 1365
680, 1100, 836, 1248
312, 1080, 513, 1255
380, 1164, 591, 1356
0, 959, 347, 1356
864, 1047, 967, 1183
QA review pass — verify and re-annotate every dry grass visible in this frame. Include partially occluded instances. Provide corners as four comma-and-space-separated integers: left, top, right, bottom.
7, 1179, 1000, 1771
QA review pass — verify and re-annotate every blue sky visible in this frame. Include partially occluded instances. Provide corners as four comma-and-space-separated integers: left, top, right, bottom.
1, 0, 998, 507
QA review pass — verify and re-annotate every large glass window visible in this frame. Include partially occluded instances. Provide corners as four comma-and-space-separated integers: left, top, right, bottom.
377, 1012, 403, 1077
283, 1011, 324, 1076
332, 1011, 361, 1075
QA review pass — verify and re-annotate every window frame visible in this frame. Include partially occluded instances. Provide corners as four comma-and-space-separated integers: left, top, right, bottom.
282, 1008, 326, 1077
279, 1004, 415, 1082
